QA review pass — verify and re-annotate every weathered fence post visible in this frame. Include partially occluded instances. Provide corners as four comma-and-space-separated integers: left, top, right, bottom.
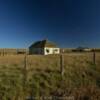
3, 49, 4, 56
60, 54, 64, 77
93, 49, 96, 65
23, 53, 27, 100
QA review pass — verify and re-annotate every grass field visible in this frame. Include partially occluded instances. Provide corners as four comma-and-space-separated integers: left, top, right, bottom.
0, 52, 100, 100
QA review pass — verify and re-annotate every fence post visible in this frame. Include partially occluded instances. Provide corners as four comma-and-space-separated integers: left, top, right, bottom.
3, 49, 4, 56
60, 54, 64, 77
23, 53, 27, 99
93, 49, 96, 65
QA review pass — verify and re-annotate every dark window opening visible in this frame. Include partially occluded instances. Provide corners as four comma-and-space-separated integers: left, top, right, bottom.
46, 49, 49, 53
54, 49, 58, 52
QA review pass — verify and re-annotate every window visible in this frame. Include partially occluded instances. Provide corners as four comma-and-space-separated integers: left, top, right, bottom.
46, 49, 49, 53
54, 49, 58, 52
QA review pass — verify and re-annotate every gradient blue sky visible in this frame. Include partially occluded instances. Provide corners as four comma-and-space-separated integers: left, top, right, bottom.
0, 0, 100, 48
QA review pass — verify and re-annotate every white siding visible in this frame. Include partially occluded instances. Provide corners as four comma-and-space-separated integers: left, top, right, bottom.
44, 47, 60, 55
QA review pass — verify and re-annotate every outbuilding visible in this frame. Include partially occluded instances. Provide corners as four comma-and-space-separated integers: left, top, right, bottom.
29, 39, 60, 55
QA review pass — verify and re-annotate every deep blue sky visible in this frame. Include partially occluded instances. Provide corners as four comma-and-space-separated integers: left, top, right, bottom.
0, 0, 100, 48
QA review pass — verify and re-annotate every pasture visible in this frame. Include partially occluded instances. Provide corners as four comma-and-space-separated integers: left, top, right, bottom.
0, 52, 100, 100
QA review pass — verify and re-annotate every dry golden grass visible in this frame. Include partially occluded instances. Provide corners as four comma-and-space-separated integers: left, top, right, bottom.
0, 52, 99, 74
0, 52, 99, 70
0, 52, 100, 100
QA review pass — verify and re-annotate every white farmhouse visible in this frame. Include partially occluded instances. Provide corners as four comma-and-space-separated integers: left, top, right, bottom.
29, 39, 60, 55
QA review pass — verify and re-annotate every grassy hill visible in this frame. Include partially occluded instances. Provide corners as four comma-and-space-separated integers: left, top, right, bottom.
0, 53, 100, 100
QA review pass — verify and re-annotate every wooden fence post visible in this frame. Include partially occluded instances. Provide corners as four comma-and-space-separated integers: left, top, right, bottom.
23, 54, 27, 100
93, 49, 96, 65
3, 49, 4, 56
60, 54, 64, 77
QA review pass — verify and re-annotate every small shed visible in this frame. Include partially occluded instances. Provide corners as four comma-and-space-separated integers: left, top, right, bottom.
29, 39, 60, 55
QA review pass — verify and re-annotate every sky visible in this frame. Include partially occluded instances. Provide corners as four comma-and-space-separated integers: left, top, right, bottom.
0, 0, 100, 48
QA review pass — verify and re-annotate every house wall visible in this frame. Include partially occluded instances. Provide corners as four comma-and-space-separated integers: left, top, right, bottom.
84, 49, 91, 52
29, 48, 44, 55
29, 47, 60, 55
44, 47, 60, 55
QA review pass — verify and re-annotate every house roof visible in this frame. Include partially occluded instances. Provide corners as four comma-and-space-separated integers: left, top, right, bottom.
29, 39, 58, 48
